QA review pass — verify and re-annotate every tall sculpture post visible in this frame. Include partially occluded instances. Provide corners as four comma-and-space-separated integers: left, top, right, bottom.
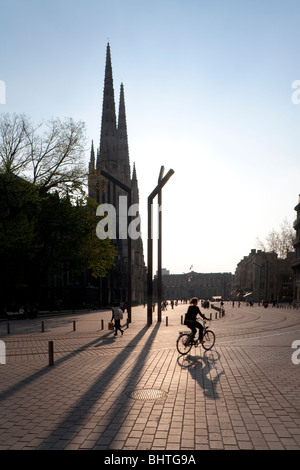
147, 168, 175, 326
100, 170, 132, 323
157, 166, 165, 322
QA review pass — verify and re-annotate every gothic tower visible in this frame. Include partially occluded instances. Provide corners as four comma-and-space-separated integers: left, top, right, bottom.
88, 43, 146, 305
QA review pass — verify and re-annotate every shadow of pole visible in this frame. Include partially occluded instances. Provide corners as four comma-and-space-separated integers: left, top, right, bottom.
91, 322, 163, 448
0, 331, 115, 402
38, 323, 161, 449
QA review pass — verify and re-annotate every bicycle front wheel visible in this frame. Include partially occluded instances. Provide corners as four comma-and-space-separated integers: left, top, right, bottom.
202, 330, 215, 350
176, 334, 192, 355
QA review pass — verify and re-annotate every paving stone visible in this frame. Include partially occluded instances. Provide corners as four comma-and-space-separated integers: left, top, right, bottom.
0, 303, 300, 450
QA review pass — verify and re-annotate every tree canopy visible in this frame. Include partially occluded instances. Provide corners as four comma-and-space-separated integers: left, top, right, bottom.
0, 113, 87, 198
256, 218, 295, 259
0, 113, 116, 310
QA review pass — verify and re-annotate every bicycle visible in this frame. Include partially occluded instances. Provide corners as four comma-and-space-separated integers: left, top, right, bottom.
176, 320, 215, 355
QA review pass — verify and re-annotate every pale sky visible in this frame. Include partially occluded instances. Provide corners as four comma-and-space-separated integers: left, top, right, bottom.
1, 0, 300, 275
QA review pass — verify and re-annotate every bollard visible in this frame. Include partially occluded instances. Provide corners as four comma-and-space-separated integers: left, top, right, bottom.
41, 321, 45, 333
210, 313, 212, 321
166, 316, 168, 326
73, 320, 76, 332
101, 319, 104, 330
215, 312, 217, 320
7, 322, 10, 335
181, 315, 183, 325
48, 341, 54, 366
127, 319, 129, 329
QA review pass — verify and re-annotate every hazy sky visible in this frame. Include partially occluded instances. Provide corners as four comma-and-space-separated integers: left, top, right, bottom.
1, 0, 300, 274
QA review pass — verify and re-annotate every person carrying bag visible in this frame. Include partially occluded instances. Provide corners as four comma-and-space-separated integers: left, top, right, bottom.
111, 301, 124, 336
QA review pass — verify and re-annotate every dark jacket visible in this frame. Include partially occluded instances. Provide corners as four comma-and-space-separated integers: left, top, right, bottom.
184, 305, 206, 323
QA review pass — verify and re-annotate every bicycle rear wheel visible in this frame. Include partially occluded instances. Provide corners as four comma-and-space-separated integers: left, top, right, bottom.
202, 330, 215, 350
176, 334, 192, 355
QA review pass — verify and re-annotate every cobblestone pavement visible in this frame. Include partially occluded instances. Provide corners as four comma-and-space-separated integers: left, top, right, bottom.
0, 303, 300, 451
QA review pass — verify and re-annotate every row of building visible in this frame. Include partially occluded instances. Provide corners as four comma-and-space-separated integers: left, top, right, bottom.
158, 195, 300, 306
154, 272, 233, 303
232, 197, 300, 306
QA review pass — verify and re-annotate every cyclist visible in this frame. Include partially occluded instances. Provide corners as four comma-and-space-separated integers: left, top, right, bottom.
184, 297, 209, 342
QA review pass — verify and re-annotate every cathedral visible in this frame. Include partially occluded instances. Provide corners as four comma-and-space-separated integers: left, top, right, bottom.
88, 43, 146, 306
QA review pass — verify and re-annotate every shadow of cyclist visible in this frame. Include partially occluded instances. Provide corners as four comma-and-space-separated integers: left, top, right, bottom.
177, 349, 224, 399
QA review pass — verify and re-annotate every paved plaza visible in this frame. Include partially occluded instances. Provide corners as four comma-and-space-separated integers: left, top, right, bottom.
0, 302, 300, 452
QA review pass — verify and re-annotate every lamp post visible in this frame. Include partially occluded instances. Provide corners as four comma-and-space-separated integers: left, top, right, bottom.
157, 166, 164, 323
253, 259, 269, 304
147, 167, 175, 326
253, 261, 263, 303
100, 170, 132, 323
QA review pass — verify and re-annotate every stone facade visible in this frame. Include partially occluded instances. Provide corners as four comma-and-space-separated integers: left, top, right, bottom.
154, 271, 233, 301
88, 44, 146, 306
234, 249, 294, 304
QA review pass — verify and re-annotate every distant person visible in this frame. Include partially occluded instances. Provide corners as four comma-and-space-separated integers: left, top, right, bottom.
111, 301, 124, 337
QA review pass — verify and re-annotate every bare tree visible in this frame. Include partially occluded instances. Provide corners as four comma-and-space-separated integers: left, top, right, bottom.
0, 113, 87, 197
256, 218, 295, 258
0, 113, 32, 174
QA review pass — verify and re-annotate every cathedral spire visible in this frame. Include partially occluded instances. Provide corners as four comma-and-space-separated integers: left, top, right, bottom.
98, 42, 117, 168
118, 83, 127, 140
132, 162, 137, 183
88, 140, 96, 199
131, 162, 139, 204
117, 83, 130, 180
87, 43, 146, 305
89, 140, 95, 171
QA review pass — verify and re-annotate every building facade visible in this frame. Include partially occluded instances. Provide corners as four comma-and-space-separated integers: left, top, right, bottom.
88, 44, 146, 306
234, 249, 294, 304
154, 271, 233, 301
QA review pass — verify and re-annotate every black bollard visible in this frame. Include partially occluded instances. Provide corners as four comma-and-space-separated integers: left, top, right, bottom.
48, 341, 54, 366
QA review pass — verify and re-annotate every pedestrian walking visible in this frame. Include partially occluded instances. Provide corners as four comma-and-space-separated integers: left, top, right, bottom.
111, 301, 124, 336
